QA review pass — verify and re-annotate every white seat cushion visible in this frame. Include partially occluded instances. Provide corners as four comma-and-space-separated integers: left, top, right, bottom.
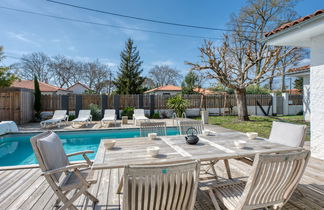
36, 132, 69, 182
268, 121, 306, 147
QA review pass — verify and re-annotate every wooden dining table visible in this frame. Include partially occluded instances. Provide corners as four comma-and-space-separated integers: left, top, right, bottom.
92, 130, 303, 170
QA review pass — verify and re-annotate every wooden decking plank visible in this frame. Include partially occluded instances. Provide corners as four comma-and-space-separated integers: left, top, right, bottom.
0, 168, 29, 191
81, 169, 102, 210
18, 179, 51, 210
93, 169, 110, 210
30, 183, 55, 210
5, 171, 45, 209
107, 168, 120, 210
0, 168, 38, 204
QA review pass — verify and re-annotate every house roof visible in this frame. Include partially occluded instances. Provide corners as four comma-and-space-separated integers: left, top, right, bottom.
67, 82, 90, 90
144, 85, 182, 93
193, 88, 218, 95
265, 9, 324, 37
144, 85, 220, 95
11, 80, 66, 92
286, 65, 310, 76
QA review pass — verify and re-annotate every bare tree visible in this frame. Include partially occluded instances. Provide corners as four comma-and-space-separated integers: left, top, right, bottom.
82, 60, 113, 93
19, 52, 51, 82
187, 38, 296, 121
48, 55, 80, 88
148, 65, 182, 87
187, 0, 303, 121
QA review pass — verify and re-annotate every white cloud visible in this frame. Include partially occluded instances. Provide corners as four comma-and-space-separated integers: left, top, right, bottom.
8, 32, 32, 43
68, 46, 76, 51
151, 60, 175, 66
7, 32, 41, 47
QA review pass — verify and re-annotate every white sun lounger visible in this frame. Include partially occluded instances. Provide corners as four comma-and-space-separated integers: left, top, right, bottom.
101, 109, 117, 126
40, 110, 68, 128
133, 109, 149, 125
72, 110, 92, 127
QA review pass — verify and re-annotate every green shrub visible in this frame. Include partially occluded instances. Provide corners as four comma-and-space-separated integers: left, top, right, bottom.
167, 95, 189, 118
296, 110, 303, 115
121, 106, 135, 119
89, 103, 101, 120
151, 112, 160, 119
68, 114, 76, 121
161, 111, 168, 118
246, 85, 270, 95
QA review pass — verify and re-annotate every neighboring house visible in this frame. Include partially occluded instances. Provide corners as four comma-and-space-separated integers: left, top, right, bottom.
265, 9, 324, 160
144, 85, 218, 95
144, 85, 182, 95
11, 80, 70, 95
286, 65, 310, 121
67, 82, 91, 94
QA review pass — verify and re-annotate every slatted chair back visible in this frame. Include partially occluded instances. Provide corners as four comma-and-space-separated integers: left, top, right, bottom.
123, 160, 200, 210
178, 120, 204, 135
238, 150, 310, 209
78, 110, 91, 119
268, 121, 307, 147
140, 121, 167, 137
52, 110, 67, 119
104, 109, 116, 117
30, 131, 69, 183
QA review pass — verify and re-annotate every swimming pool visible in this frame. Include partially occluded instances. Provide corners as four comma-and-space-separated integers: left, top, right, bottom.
0, 127, 180, 167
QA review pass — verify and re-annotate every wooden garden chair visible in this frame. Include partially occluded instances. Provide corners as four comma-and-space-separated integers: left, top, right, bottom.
139, 121, 167, 137
30, 131, 98, 210
238, 121, 307, 166
206, 150, 310, 210
123, 160, 200, 210
178, 120, 232, 180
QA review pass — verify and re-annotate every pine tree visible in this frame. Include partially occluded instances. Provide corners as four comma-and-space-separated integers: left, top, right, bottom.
34, 75, 42, 119
181, 71, 199, 94
114, 38, 145, 94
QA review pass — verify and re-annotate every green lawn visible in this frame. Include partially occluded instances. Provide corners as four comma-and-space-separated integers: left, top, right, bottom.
199, 115, 310, 140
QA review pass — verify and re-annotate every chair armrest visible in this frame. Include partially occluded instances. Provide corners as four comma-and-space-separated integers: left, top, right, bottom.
42, 163, 89, 176
67, 150, 94, 166
66, 150, 94, 157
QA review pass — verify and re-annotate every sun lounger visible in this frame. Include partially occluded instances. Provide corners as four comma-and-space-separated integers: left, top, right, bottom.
40, 110, 68, 128
72, 110, 92, 127
133, 109, 149, 125
101, 109, 117, 126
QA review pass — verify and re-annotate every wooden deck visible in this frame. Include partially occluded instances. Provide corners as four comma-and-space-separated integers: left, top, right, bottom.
1, 156, 324, 210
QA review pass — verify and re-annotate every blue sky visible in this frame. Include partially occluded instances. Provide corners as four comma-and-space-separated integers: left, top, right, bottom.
0, 0, 322, 86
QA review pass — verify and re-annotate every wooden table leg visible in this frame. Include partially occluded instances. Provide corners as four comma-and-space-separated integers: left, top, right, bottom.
117, 176, 123, 194
223, 159, 232, 179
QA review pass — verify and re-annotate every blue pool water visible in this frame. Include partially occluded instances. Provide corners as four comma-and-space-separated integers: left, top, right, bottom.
0, 128, 180, 166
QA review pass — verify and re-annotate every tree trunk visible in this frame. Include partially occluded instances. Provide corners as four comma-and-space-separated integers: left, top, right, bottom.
234, 88, 249, 121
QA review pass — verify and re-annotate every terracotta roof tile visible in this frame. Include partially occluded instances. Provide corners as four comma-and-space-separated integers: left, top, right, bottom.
144, 85, 182, 93
265, 9, 324, 37
11, 80, 66, 92
287, 65, 310, 73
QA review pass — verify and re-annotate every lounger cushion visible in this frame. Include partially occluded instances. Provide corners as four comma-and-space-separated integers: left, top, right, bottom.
268, 121, 306, 147
36, 132, 69, 182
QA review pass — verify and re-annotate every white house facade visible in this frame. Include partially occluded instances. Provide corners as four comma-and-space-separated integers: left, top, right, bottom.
266, 9, 324, 160
67, 82, 91, 94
